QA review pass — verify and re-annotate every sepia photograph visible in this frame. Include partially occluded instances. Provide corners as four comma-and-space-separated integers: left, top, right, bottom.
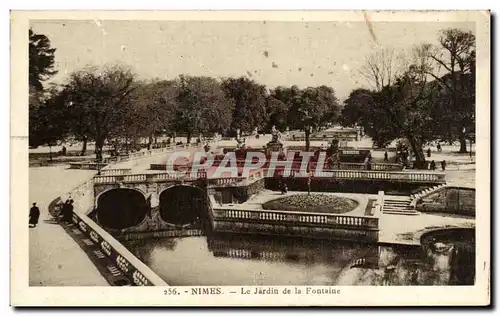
10, 10, 490, 306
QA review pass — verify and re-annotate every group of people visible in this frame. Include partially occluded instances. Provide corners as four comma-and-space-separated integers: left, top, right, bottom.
58, 198, 75, 223
429, 160, 447, 171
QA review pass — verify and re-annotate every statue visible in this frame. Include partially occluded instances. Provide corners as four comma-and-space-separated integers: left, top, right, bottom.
271, 125, 283, 144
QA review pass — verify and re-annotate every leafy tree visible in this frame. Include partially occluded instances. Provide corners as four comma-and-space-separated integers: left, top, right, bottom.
29, 29, 57, 92
341, 88, 394, 148
29, 89, 69, 159
60, 65, 137, 161
269, 85, 301, 132
287, 86, 341, 150
124, 79, 179, 150
265, 96, 288, 132
221, 77, 268, 134
175, 76, 235, 143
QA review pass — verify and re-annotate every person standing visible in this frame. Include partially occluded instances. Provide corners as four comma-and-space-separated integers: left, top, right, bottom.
441, 160, 447, 171
437, 143, 442, 152
430, 160, 436, 171
427, 148, 431, 158
29, 202, 40, 228
384, 151, 389, 162
60, 199, 70, 222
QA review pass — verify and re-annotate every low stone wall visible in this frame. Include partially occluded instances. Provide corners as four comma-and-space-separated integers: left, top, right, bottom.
56, 148, 177, 286
416, 187, 475, 216
211, 206, 380, 243
70, 210, 168, 286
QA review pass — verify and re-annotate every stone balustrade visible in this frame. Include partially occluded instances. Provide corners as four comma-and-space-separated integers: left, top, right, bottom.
94, 171, 208, 184
310, 169, 446, 183
100, 168, 132, 176
212, 207, 379, 230
69, 162, 107, 170
339, 162, 403, 171
94, 167, 445, 186
71, 209, 168, 286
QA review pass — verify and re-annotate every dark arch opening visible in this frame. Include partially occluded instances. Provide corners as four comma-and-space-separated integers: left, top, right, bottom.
159, 185, 208, 225
97, 189, 148, 229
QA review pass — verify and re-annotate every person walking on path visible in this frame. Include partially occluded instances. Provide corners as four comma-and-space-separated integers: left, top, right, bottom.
427, 148, 432, 158
441, 160, 447, 171
29, 202, 40, 228
430, 160, 436, 171
384, 151, 389, 162
437, 143, 442, 152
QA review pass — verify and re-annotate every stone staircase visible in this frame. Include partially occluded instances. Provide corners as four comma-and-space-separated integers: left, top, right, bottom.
382, 196, 419, 215
409, 184, 447, 209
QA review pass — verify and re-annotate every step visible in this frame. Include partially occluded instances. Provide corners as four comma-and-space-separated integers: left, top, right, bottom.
384, 201, 411, 206
383, 210, 420, 215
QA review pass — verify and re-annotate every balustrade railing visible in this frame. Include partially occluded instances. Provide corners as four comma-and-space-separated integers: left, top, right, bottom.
339, 162, 403, 171
100, 168, 132, 176
212, 207, 379, 229
94, 168, 444, 185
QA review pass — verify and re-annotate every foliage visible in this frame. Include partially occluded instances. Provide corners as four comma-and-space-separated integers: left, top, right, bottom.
221, 77, 269, 134
287, 85, 341, 150
421, 28, 476, 152
59, 65, 137, 160
175, 75, 235, 142
29, 89, 69, 155
29, 29, 57, 92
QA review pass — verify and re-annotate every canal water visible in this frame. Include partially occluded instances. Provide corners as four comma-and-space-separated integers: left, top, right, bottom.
124, 231, 475, 286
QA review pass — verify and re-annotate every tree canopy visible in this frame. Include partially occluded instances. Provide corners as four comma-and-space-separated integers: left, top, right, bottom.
29, 29, 57, 92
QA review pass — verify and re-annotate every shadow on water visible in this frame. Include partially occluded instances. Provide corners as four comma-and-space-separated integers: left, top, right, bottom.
123, 229, 475, 286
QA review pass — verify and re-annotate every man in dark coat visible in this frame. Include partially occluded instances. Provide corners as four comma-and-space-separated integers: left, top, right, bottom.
29, 203, 40, 228
430, 160, 436, 171
59, 200, 70, 222
64, 200, 74, 222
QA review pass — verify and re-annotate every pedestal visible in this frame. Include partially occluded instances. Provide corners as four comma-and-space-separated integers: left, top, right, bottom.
266, 142, 287, 156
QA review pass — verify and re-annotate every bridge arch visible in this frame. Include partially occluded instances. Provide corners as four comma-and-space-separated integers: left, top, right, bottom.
159, 184, 209, 225
96, 188, 149, 230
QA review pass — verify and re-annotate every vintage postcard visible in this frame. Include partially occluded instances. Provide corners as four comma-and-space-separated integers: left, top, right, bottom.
11, 10, 490, 306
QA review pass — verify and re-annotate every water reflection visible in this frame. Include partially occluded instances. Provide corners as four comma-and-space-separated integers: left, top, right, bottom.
124, 232, 474, 286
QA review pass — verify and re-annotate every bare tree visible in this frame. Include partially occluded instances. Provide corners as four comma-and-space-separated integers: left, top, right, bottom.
359, 48, 407, 91
420, 28, 476, 152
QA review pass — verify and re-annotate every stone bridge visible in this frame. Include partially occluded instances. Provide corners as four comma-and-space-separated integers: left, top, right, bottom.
91, 168, 447, 239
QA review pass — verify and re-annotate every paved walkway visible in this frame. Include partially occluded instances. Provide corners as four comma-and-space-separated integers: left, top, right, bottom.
29, 166, 108, 286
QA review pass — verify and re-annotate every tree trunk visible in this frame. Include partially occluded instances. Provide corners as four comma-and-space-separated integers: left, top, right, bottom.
459, 131, 467, 153
148, 134, 153, 150
80, 137, 87, 156
95, 138, 105, 162
408, 136, 426, 169
48, 145, 52, 162
305, 127, 311, 151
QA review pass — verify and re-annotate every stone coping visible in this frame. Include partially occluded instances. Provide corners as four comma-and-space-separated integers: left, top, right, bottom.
73, 210, 168, 286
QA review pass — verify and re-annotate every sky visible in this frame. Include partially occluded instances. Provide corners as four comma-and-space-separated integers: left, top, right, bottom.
30, 20, 475, 101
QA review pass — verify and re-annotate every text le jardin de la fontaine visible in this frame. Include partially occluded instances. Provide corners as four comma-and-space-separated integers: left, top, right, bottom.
165, 287, 341, 296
